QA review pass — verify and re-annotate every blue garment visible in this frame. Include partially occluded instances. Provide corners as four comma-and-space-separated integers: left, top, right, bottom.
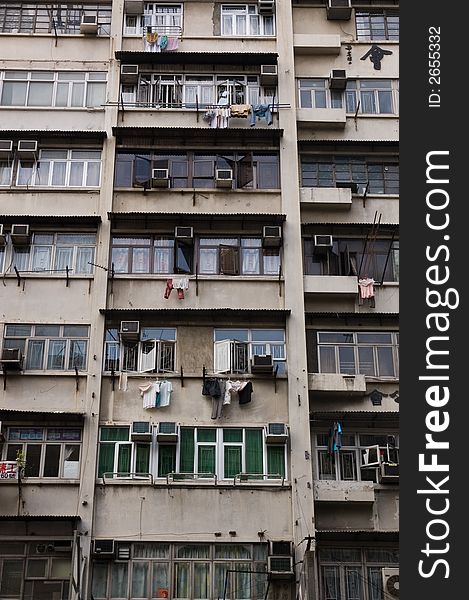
250, 104, 273, 126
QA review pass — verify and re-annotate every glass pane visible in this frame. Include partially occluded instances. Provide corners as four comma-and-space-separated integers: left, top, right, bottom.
198, 446, 215, 475
338, 346, 356, 374
92, 563, 108, 598
51, 162, 67, 186
26, 340, 45, 370
47, 340, 66, 369
43, 444, 61, 477
51, 558, 72, 579
98, 443, 115, 477
70, 162, 84, 186
245, 429, 263, 474
132, 247, 150, 273
111, 562, 129, 598
26, 559, 48, 577
68, 340, 87, 370
1, 81, 27, 105
76, 247, 94, 274
100, 427, 130, 442
86, 162, 101, 186
25, 444, 42, 477
0, 559, 24, 598
224, 446, 242, 478
223, 429, 243, 443
194, 563, 210, 599
319, 346, 336, 373
86, 82, 106, 107
179, 428, 195, 473
28, 82, 53, 106
175, 563, 190, 598
267, 446, 285, 479
358, 347, 375, 376
132, 562, 149, 598
158, 445, 176, 477
55, 247, 73, 272
152, 563, 170, 598
118, 444, 132, 474
377, 346, 395, 376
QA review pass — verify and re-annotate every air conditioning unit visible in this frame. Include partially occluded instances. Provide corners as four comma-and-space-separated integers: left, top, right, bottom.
119, 320, 140, 342
17, 140, 38, 159
313, 234, 333, 254
379, 461, 399, 483
262, 225, 282, 248
258, 0, 275, 15
326, 0, 352, 21
120, 64, 139, 84
92, 540, 115, 557
260, 65, 278, 86
124, 0, 145, 15
382, 568, 399, 599
156, 422, 179, 443
80, 15, 99, 34
335, 180, 358, 193
10, 224, 30, 245
152, 168, 170, 188
215, 169, 233, 188
175, 226, 194, 241
269, 541, 293, 556
0, 348, 23, 371
0, 225, 5, 245
0, 140, 13, 159
267, 556, 294, 579
329, 69, 347, 90
131, 421, 152, 441
251, 354, 274, 373
265, 423, 288, 444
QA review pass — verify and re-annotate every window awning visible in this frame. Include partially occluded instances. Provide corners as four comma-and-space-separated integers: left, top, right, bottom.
115, 51, 278, 66
310, 411, 399, 427
0, 130, 107, 140
0, 409, 85, 423
112, 126, 283, 145
316, 530, 398, 542
100, 308, 290, 324
0, 216, 101, 226
108, 212, 286, 228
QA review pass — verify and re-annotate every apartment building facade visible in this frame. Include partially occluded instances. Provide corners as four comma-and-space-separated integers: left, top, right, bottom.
0, 1, 398, 600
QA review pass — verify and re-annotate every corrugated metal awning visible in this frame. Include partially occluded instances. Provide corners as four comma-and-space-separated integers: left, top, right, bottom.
115, 51, 278, 66
100, 308, 290, 322
0, 130, 107, 140
0, 410, 85, 422
113, 126, 283, 142
316, 530, 398, 542
0, 515, 81, 522
108, 212, 286, 225
310, 411, 399, 426
0, 216, 101, 226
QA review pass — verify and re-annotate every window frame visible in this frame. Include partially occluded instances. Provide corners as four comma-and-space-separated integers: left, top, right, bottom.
297, 78, 343, 109
220, 4, 275, 37
355, 9, 399, 42
3, 427, 82, 479
3, 324, 90, 372
0, 70, 107, 108
345, 80, 398, 115
316, 331, 399, 378
124, 3, 183, 36
213, 328, 286, 374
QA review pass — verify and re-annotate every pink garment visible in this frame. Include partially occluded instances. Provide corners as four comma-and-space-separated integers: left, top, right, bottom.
358, 278, 375, 299
166, 36, 179, 51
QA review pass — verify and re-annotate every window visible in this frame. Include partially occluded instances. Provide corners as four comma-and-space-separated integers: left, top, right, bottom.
0, 159, 13, 185
318, 546, 399, 600
0, 3, 111, 35
115, 151, 279, 190
298, 79, 343, 109
303, 237, 399, 282
92, 542, 269, 600
123, 73, 274, 109
356, 10, 399, 41
124, 3, 183, 35
0, 542, 72, 600
179, 427, 284, 480
221, 5, 274, 36
111, 236, 188, 275
0, 71, 107, 108
300, 155, 399, 194
199, 238, 280, 276
97, 427, 151, 478
345, 80, 398, 115
316, 331, 399, 378
3, 324, 90, 371
1, 233, 96, 275
315, 432, 399, 483
104, 327, 176, 373
2, 427, 81, 478
214, 329, 286, 374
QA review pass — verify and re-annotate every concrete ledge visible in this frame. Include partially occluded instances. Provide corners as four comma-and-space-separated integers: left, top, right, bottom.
308, 373, 367, 395
314, 480, 375, 503
304, 275, 358, 295
300, 187, 352, 209
297, 107, 346, 128
293, 34, 341, 55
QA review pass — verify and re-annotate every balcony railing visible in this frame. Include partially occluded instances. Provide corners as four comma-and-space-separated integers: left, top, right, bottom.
101, 472, 153, 484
